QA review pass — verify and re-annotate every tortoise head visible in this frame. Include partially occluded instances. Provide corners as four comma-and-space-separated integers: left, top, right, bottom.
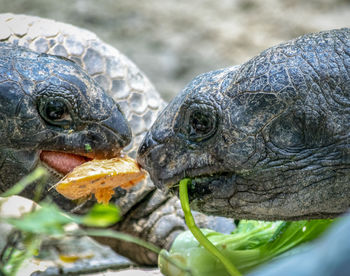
0, 43, 131, 208
138, 29, 350, 220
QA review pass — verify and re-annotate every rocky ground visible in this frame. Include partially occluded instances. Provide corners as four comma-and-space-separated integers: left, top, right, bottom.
0, 0, 349, 101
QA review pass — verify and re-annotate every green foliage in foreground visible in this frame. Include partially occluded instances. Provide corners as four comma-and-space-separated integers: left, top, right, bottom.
0, 201, 124, 275
0, 169, 337, 276
0, 167, 161, 276
158, 178, 334, 276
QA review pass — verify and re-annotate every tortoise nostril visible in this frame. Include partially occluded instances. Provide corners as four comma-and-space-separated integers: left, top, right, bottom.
138, 132, 158, 158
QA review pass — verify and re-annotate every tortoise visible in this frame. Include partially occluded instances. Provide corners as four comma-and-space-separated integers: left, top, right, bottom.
138, 28, 350, 274
138, 28, 350, 221
0, 13, 234, 266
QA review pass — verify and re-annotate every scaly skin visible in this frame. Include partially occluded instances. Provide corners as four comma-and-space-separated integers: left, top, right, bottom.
0, 13, 234, 265
138, 28, 350, 221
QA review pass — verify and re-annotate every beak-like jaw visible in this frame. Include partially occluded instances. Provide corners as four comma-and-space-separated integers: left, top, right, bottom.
137, 131, 166, 188
100, 105, 132, 151
36, 105, 132, 211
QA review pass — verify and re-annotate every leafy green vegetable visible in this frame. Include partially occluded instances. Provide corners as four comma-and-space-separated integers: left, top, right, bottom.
159, 178, 334, 276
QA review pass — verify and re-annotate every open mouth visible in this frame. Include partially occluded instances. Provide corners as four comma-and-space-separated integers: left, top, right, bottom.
40, 150, 93, 176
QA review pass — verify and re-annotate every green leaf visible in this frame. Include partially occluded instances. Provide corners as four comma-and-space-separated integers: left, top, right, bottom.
5, 204, 74, 235
80, 203, 121, 227
261, 219, 333, 257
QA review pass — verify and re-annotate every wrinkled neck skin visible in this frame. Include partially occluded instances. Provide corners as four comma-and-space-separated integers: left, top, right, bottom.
138, 29, 350, 220
0, 44, 131, 210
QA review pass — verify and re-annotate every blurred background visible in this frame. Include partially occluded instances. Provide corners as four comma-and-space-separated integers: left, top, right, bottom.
1, 0, 349, 101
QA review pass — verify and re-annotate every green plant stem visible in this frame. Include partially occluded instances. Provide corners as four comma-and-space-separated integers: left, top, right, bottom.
179, 178, 242, 276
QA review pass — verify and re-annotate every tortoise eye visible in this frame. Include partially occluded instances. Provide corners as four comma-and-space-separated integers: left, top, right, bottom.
45, 100, 67, 120
38, 97, 72, 127
189, 110, 214, 137
181, 103, 218, 142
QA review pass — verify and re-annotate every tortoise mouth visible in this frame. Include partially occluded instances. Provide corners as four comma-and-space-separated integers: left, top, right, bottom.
158, 164, 231, 189
165, 171, 235, 201
40, 151, 93, 175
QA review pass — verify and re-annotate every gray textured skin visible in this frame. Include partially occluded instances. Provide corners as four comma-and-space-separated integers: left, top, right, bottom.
0, 43, 131, 205
138, 28, 350, 221
0, 14, 234, 265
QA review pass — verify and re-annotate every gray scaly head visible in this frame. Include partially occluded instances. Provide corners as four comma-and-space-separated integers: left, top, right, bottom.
0, 43, 131, 209
138, 29, 350, 220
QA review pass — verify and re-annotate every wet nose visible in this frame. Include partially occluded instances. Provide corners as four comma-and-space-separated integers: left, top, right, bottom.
137, 131, 158, 161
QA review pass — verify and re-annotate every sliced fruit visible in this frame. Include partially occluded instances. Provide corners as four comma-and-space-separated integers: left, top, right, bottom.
55, 156, 146, 204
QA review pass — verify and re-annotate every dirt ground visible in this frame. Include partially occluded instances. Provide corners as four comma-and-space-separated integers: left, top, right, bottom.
1, 0, 349, 101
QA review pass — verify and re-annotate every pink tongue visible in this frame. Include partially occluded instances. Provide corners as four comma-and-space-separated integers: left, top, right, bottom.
40, 151, 91, 175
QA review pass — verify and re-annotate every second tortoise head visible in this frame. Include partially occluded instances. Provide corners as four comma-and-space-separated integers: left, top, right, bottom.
138, 29, 350, 220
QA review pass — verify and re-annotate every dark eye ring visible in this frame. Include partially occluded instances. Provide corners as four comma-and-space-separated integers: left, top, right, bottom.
38, 97, 72, 127
184, 103, 218, 142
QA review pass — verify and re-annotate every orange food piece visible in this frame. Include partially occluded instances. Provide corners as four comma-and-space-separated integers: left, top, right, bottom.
94, 187, 116, 205
55, 156, 146, 204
